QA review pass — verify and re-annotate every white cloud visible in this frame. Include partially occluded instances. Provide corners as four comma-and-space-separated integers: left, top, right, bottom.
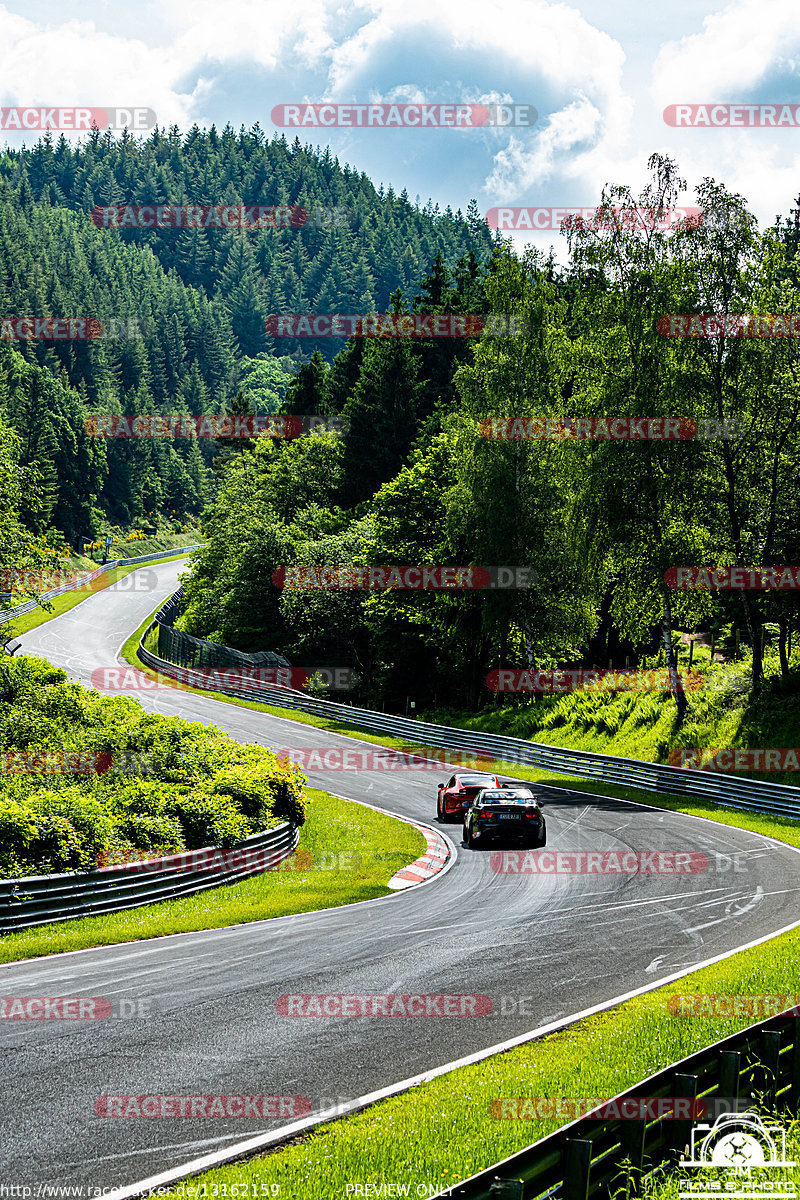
652, 0, 800, 101
0, 9, 196, 128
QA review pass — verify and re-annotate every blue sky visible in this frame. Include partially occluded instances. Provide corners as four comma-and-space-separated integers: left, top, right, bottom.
1, 0, 799, 257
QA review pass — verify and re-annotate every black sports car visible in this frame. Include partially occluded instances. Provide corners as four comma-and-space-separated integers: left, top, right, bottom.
463, 787, 546, 848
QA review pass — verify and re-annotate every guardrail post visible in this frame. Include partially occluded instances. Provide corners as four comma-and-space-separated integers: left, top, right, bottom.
790, 1018, 800, 1112
719, 1050, 741, 1114
564, 1137, 592, 1200
761, 1029, 782, 1110
670, 1074, 698, 1161
488, 1180, 523, 1198
619, 1116, 646, 1192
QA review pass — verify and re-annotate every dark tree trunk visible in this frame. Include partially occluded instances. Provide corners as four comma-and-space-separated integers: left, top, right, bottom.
661, 587, 687, 724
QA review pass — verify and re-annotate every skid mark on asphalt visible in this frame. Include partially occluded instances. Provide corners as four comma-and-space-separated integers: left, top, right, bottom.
684, 886, 765, 933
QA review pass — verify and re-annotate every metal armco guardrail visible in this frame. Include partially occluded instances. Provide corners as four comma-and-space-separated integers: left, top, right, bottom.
0, 821, 298, 934
431, 1010, 800, 1198
0, 544, 202, 626
154, 587, 290, 673
139, 591, 800, 822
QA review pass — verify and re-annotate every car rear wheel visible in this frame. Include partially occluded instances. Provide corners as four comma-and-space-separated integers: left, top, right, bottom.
464, 825, 473, 847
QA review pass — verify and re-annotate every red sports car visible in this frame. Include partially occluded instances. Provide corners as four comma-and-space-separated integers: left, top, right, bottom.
437, 772, 502, 822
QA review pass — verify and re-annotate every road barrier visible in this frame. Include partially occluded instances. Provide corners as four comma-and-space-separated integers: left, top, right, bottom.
431, 1009, 800, 1198
140, 591, 800, 822
0, 821, 299, 934
152, 588, 290, 674
0, 544, 203, 625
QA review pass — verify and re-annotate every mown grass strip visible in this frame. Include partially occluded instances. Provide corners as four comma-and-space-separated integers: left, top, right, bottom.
164, 914, 800, 1199
0, 788, 425, 964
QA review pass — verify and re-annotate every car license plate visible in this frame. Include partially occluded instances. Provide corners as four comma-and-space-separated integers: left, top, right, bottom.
499, 813, 521, 820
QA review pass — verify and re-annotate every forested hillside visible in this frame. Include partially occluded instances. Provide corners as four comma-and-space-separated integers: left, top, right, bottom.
0, 125, 494, 541
4, 134, 800, 720
178, 158, 800, 712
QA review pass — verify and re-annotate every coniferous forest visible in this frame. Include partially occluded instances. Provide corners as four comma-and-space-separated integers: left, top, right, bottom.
2, 136, 800, 715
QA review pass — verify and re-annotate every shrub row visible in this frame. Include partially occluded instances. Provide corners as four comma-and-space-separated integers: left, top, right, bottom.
0, 656, 306, 878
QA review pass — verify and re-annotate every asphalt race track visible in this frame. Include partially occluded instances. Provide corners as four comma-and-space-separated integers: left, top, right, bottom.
3, 559, 800, 1190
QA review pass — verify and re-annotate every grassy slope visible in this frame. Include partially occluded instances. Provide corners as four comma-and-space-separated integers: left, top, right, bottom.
428, 644, 800, 786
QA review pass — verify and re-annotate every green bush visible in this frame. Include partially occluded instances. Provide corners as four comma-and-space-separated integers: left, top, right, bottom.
211, 754, 306, 828
165, 790, 252, 848
27, 789, 118, 872
0, 799, 37, 876
0, 655, 307, 877
26, 810, 84, 874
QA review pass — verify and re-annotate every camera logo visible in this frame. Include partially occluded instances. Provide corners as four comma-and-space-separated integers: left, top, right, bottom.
679, 1112, 795, 1198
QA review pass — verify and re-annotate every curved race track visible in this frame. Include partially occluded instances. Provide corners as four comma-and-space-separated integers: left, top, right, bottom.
2, 559, 799, 1191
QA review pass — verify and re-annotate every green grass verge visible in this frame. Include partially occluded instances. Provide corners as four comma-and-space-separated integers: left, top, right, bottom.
8, 548, 201, 637
164, 913, 800, 1198
0, 787, 425, 964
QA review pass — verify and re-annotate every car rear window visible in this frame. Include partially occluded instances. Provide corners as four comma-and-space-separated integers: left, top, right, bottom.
458, 776, 494, 787
481, 791, 535, 805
